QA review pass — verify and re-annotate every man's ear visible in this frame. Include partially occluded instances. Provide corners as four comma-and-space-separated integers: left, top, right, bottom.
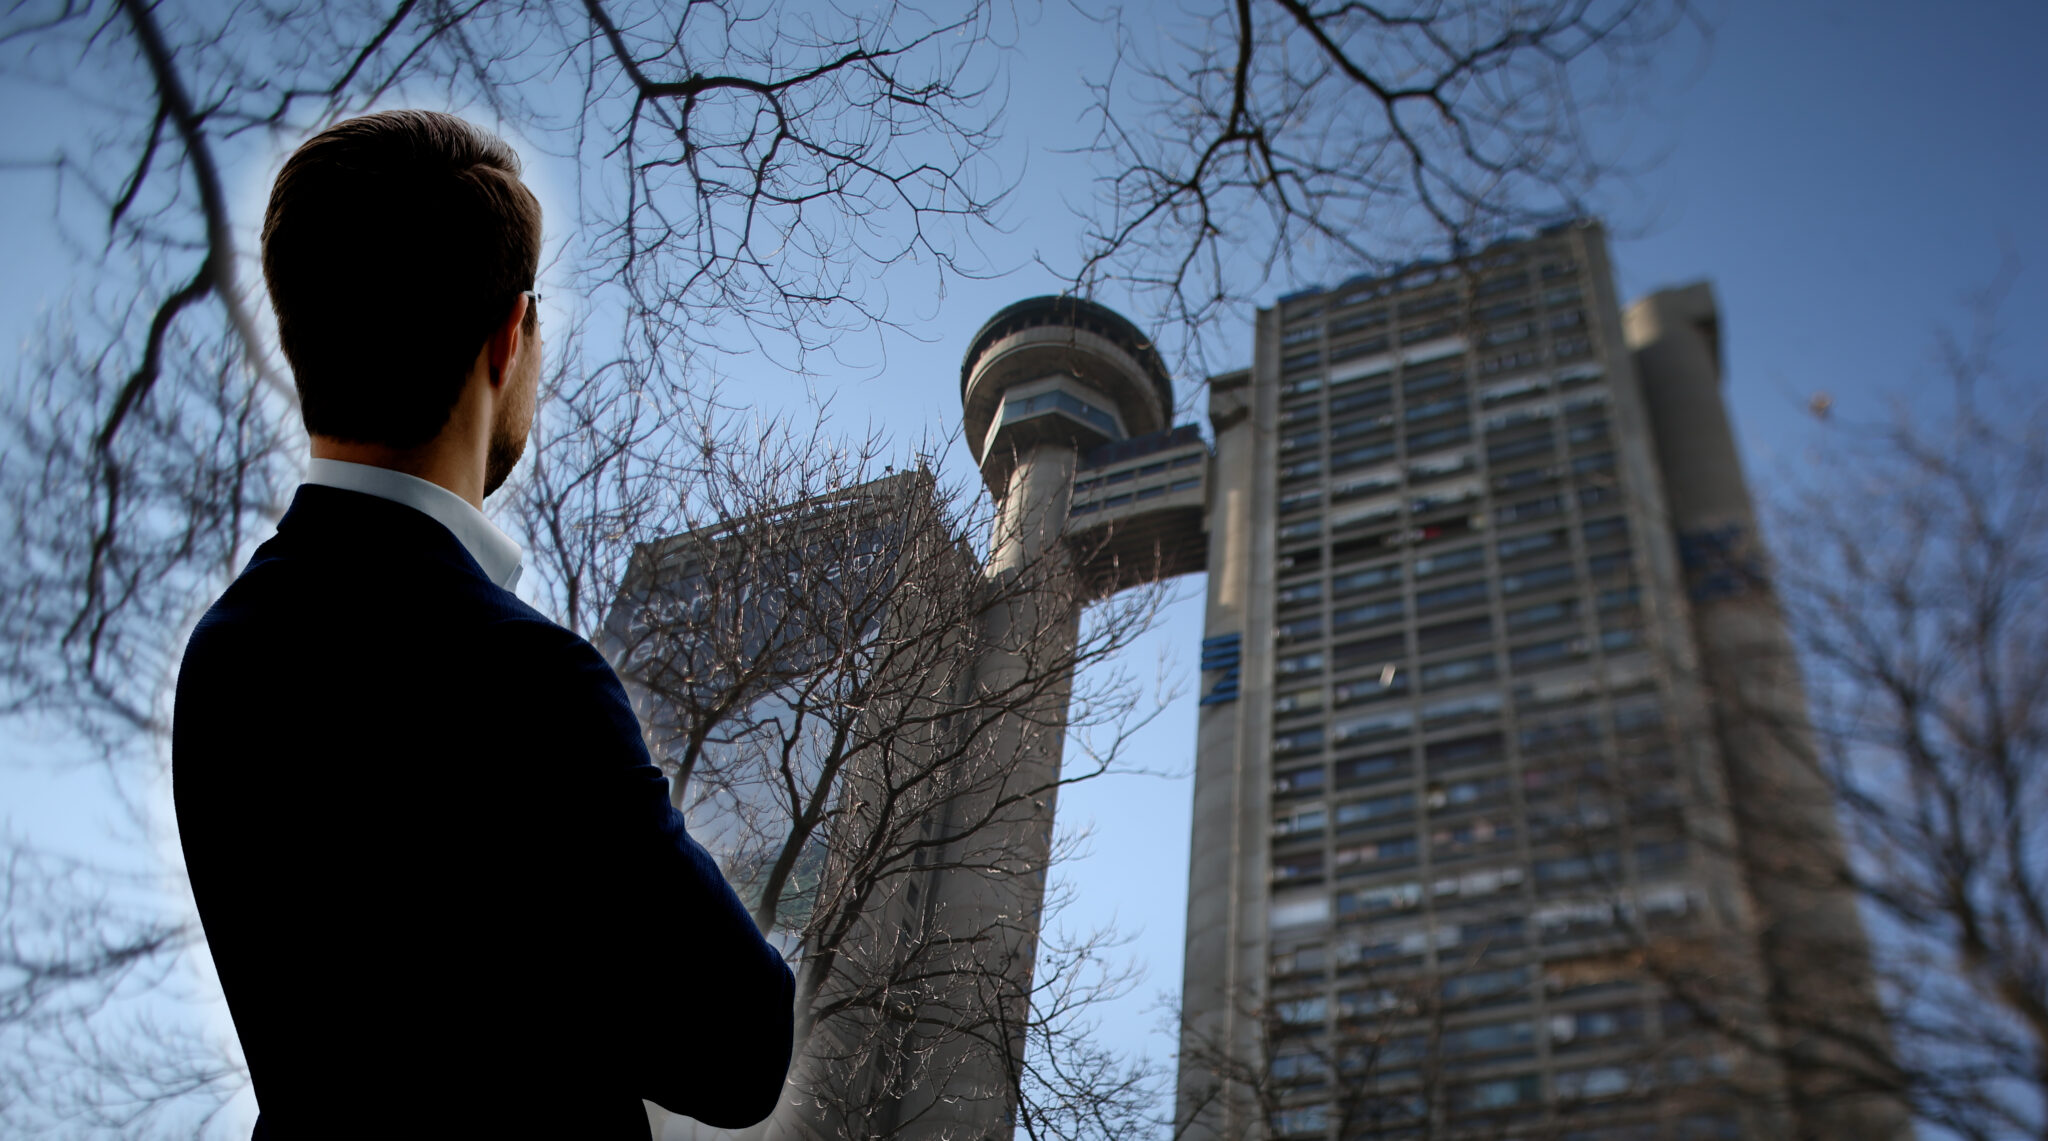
485, 294, 529, 390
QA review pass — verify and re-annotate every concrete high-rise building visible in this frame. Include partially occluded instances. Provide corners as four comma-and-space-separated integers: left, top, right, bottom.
1168, 218, 1902, 1140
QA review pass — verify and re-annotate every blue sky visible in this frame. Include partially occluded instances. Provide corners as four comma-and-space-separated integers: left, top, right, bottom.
2, 0, 2045, 1132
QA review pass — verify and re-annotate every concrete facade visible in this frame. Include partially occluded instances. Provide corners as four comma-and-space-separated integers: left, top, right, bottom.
1172, 221, 1901, 1140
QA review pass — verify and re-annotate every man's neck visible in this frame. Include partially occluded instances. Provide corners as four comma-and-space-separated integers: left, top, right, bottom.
310, 437, 483, 510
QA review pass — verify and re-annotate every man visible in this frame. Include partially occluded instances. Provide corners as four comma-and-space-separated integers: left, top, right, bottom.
173, 110, 794, 1140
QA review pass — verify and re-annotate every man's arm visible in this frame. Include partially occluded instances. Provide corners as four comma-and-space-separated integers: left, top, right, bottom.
517, 620, 797, 1128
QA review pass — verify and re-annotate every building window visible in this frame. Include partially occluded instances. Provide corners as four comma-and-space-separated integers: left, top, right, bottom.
1332, 441, 1398, 470
1418, 615, 1493, 652
1414, 544, 1484, 578
1510, 636, 1590, 672
1485, 402, 1557, 433
1275, 725, 1326, 755
1587, 549, 1633, 579
1274, 765, 1327, 797
1337, 750, 1409, 788
1335, 834, 1418, 875
1597, 585, 1639, 612
1406, 424, 1474, 455
1429, 773, 1511, 814
1409, 451, 1475, 483
1275, 687, 1324, 715
1275, 996, 1328, 1027
1277, 651, 1325, 678
1270, 1105, 1329, 1138
1535, 849, 1621, 889
1442, 1018, 1535, 1060
1500, 562, 1574, 596
1425, 731, 1506, 772
1421, 690, 1503, 726
1635, 839, 1688, 876
1279, 579, 1324, 605
1338, 879, 1425, 917
1415, 579, 1489, 615
1487, 434, 1555, 466
1003, 388, 1123, 438
1334, 790, 1416, 831
1332, 563, 1402, 595
1331, 412, 1394, 441
1431, 817, 1515, 862
1404, 394, 1469, 424
1332, 308, 1388, 336
1334, 598, 1405, 631
1551, 1003, 1646, 1050
1333, 632, 1405, 671
1555, 334, 1594, 360
1273, 851, 1325, 883
1480, 375, 1548, 406
1554, 1065, 1641, 1102
1421, 652, 1497, 690
1332, 710, 1415, 747
1498, 528, 1566, 562
1507, 597, 1579, 631
1331, 469, 1400, 502
1583, 515, 1628, 543
1478, 271, 1529, 297
1279, 517, 1323, 542
1441, 965, 1533, 1009
1496, 493, 1564, 526
1281, 488, 1323, 514
1329, 381, 1393, 414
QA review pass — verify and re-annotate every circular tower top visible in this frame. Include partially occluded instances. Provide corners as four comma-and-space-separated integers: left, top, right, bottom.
959, 296, 1173, 490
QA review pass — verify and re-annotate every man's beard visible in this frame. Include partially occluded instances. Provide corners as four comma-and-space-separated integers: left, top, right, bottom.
483, 395, 528, 498
483, 424, 522, 499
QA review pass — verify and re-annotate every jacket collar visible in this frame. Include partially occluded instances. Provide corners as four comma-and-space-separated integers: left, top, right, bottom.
268, 483, 504, 588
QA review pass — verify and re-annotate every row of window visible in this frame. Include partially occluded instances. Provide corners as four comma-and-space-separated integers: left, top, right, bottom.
1271, 695, 1667, 802
1275, 828, 1688, 894
1279, 418, 1613, 529
1070, 449, 1202, 495
1277, 368, 1606, 479
1271, 888, 1696, 992
999, 388, 1121, 438
1067, 476, 1201, 517
1280, 291, 1586, 381
1270, 1055, 1731, 1137
1279, 246, 1572, 318
1279, 518, 1631, 616
1278, 466, 1624, 588
1272, 562, 1637, 687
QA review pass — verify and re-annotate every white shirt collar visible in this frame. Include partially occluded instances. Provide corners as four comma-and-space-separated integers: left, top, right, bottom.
302, 458, 525, 591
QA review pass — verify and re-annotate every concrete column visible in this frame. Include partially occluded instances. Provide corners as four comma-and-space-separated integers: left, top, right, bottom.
1177, 347, 1276, 1139
1628, 284, 1909, 1141
903, 439, 1083, 1140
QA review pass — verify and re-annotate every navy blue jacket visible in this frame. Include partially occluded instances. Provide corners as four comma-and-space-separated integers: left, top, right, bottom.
173, 483, 794, 1139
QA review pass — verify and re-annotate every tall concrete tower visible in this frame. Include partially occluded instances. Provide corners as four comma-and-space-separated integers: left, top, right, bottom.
1174, 221, 1901, 1141
907, 296, 1186, 1137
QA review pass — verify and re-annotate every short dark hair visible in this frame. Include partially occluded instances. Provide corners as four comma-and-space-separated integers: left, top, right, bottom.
262, 110, 542, 449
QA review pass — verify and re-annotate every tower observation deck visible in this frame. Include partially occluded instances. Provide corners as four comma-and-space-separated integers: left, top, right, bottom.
959, 295, 1211, 594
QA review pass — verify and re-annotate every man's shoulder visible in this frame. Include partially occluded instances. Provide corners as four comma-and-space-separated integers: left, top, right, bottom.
180, 538, 576, 677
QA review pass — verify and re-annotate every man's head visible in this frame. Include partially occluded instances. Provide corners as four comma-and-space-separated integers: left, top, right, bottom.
263, 110, 542, 496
